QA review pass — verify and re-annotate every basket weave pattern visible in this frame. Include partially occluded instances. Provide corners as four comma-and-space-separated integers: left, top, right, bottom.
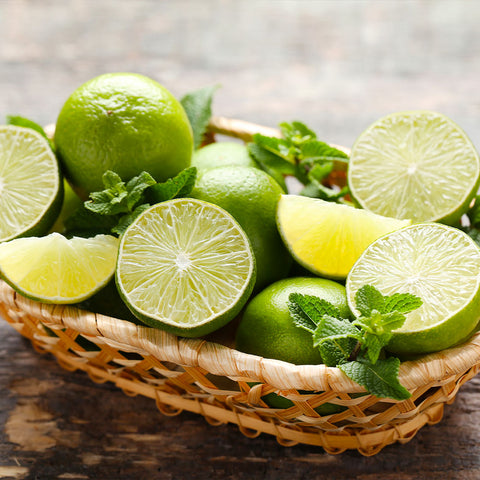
2, 117, 480, 456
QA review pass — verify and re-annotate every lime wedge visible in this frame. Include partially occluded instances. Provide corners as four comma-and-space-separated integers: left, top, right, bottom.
348, 111, 480, 224
0, 233, 119, 303
276, 195, 410, 279
0, 125, 63, 241
116, 198, 256, 337
346, 223, 480, 355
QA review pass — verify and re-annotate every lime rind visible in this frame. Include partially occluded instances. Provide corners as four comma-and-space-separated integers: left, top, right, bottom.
116, 198, 256, 337
348, 111, 480, 224
0, 233, 119, 304
0, 125, 63, 241
276, 195, 410, 280
346, 223, 480, 355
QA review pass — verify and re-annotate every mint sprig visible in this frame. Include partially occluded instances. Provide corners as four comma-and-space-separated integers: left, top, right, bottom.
65, 167, 197, 236
249, 120, 349, 201
288, 285, 422, 400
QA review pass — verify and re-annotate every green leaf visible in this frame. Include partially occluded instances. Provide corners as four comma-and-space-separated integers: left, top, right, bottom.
288, 293, 343, 331
279, 121, 317, 145
361, 332, 392, 364
125, 171, 156, 210
147, 167, 197, 204
180, 85, 219, 149
252, 133, 296, 162
300, 139, 349, 162
299, 180, 349, 201
64, 207, 119, 236
112, 204, 151, 236
102, 170, 123, 189
317, 334, 358, 367
383, 292, 423, 315
247, 143, 290, 191
339, 357, 411, 400
355, 285, 386, 316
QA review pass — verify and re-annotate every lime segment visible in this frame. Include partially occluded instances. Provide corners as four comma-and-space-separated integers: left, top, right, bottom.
348, 111, 480, 224
346, 223, 480, 355
276, 195, 410, 279
116, 198, 256, 337
0, 125, 62, 241
0, 233, 119, 303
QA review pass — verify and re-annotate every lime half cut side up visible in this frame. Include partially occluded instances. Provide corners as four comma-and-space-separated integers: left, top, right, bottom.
116, 198, 256, 337
346, 223, 480, 356
0, 125, 63, 241
276, 195, 410, 279
0, 233, 119, 303
348, 111, 480, 224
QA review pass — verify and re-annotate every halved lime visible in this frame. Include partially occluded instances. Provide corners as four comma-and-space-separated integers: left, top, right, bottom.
0, 125, 63, 241
348, 111, 480, 224
276, 195, 410, 279
346, 223, 480, 356
116, 198, 256, 337
0, 233, 119, 303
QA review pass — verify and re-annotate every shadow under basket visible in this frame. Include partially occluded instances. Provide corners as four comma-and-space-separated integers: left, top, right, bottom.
3, 117, 480, 456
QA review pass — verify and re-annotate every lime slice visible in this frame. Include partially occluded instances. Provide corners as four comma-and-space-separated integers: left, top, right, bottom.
276, 195, 410, 279
0, 125, 63, 241
348, 111, 480, 224
0, 233, 119, 303
116, 198, 256, 337
346, 223, 480, 355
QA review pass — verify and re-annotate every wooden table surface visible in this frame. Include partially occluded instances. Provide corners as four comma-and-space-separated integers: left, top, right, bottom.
2, 1, 480, 478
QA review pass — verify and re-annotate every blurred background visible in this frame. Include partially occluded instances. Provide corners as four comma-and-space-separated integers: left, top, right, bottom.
2, 0, 480, 148
2, 1, 480, 478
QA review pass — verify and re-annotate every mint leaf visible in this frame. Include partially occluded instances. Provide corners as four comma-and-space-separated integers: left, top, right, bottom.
383, 292, 423, 314
300, 139, 349, 163
317, 334, 358, 367
361, 332, 391, 364
64, 207, 119, 236
279, 121, 317, 145
180, 85, 219, 149
355, 285, 386, 316
299, 180, 349, 201
252, 133, 296, 162
112, 203, 151, 236
125, 171, 156, 210
339, 357, 411, 400
247, 143, 290, 191
86, 172, 129, 216
147, 167, 197, 204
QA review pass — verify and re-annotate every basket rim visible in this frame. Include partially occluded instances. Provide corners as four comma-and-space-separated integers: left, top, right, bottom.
2, 279, 480, 394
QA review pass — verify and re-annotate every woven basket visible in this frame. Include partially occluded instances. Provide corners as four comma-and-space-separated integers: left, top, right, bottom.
2, 116, 480, 456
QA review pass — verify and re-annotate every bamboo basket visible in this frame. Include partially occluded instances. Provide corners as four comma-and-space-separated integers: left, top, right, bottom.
2, 116, 480, 456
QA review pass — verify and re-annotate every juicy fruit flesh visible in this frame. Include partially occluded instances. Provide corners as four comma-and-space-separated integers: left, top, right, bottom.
0, 233, 119, 303
0, 126, 60, 241
277, 195, 410, 279
117, 199, 255, 328
348, 111, 480, 223
347, 224, 480, 332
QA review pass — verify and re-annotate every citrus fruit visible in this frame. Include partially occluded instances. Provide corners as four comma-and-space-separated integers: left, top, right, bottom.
235, 277, 351, 365
348, 111, 480, 224
0, 125, 63, 241
346, 223, 480, 356
276, 195, 410, 279
192, 142, 257, 170
116, 198, 256, 338
190, 166, 292, 291
55, 73, 193, 196
0, 233, 119, 303
50, 179, 83, 234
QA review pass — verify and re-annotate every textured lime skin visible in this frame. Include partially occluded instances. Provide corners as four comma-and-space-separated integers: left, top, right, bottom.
235, 277, 351, 365
55, 73, 193, 196
190, 166, 292, 291
192, 142, 257, 170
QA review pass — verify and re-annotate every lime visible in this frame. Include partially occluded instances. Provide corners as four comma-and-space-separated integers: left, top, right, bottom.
50, 179, 83, 234
116, 198, 256, 338
55, 73, 193, 196
235, 277, 351, 365
0, 125, 63, 241
192, 142, 257, 170
276, 195, 410, 280
0, 233, 119, 304
346, 223, 480, 356
348, 111, 480, 224
190, 166, 292, 291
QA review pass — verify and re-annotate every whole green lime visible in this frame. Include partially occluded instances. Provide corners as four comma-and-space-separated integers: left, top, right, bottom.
55, 73, 193, 196
192, 142, 257, 170
190, 166, 292, 291
235, 277, 351, 365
